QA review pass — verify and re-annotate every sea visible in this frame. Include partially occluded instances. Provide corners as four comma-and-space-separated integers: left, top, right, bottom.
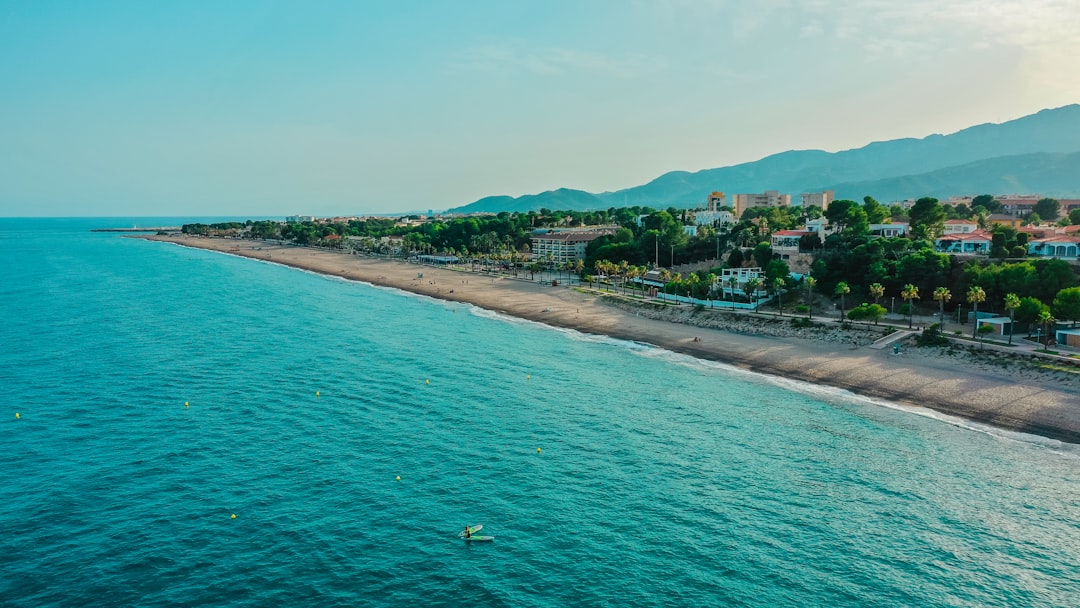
1, 217, 1078, 607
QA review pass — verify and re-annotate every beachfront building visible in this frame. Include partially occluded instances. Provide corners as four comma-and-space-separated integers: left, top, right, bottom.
719, 267, 765, 296
1027, 235, 1080, 259
978, 317, 1014, 337
934, 230, 993, 254
732, 191, 791, 218
1056, 328, 1080, 348
530, 229, 615, 267
799, 190, 834, 210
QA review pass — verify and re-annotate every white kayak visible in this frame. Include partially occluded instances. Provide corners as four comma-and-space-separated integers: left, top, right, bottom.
462, 535, 494, 542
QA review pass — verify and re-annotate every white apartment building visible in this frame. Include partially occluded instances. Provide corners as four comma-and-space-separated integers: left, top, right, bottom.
530, 230, 614, 266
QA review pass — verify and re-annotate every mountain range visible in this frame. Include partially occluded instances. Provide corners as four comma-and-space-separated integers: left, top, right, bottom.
447, 104, 1080, 214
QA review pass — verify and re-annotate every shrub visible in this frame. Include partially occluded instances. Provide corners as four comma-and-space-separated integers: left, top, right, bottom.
794, 305, 809, 313
917, 323, 949, 346
791, 317, 816, 329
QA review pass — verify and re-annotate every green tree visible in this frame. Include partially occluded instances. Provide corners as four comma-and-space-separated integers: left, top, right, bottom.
967, 286, 986, 339
1069, 208, 1080, 225
805, 276, 817, 318
869, 283, 885, 307
1033, 198, 1060, 221
1015, 296, 1049, 337
1003, 293, 1021, 345
744, 277, 762, 306
862, 196, 889, 224
1038, 310, 1056, 352
848, 303, 887, 324
901, 284, 919, 329
752, 242, 774, 268
908, 197, 946, 240
773, 277, 786, 315
1052, 286, 1080, 326
726, 275, 738, 309
933, 287, 951, 326
835, 281, 851, 321
727, 247, 745, 268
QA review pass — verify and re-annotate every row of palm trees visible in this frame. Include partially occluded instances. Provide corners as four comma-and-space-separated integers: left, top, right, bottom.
830, 281, 1057, 349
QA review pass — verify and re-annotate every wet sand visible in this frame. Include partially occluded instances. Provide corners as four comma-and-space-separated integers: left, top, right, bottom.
141, 235, 1080, 443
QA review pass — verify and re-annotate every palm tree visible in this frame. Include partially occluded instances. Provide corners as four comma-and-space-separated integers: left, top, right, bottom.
901, 284, 919, 329
1038, 310, 1056, 352
672, 273, 683, 304
1004, 293, 1021, 346
933, 287, 951, 327
805, 276, 816, 319
705, 273, 718, 307
869, 282, 885, 307
659, 269, 671, 301
834, 281, 850, 321
744, 277, 762, 309
773, 277, 786, 316
726, 276, 739, 309
967, 286, 986, 339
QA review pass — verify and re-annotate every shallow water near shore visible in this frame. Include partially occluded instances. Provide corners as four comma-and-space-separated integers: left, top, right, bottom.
2, 218, 1079, 607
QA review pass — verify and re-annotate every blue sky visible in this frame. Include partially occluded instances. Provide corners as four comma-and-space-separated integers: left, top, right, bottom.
2, 0, 1079, 217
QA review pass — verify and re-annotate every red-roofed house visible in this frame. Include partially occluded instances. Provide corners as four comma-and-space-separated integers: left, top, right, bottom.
770, 230, 810, 253
935, 230, 993, 254
1028, 235, 1080, 259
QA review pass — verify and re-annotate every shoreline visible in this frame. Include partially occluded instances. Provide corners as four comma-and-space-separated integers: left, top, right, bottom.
139, 235, 1080, 444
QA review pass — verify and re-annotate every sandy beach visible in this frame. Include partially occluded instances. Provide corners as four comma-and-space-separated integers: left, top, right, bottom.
142, 235, 1080, 443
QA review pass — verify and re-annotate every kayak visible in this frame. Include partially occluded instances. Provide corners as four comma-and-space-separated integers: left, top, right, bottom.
462, 535, 494, 542
458, 525, 483, 538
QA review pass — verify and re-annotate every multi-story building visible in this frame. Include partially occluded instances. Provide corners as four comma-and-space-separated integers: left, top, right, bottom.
943, 219, 978, 234
799, 190, 834, 210
705, 191, 727, 211
732, 190, 791, 218
530, 229, 615, 267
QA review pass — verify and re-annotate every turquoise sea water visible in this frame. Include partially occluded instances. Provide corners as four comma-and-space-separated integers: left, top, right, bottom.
1, 218, 1078, 607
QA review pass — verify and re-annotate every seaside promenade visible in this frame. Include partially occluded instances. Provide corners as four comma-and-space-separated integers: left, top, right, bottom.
141, 235, 1080, 443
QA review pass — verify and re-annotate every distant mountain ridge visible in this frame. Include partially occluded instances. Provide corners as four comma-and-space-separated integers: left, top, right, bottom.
447, 104, 1080, 213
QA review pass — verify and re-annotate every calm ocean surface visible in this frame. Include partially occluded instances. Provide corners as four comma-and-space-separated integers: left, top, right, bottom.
1, 218, 1078, 607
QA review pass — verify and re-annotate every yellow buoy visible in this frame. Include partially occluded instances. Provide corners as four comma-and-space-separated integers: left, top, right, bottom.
425, 379, 430, 385
231, 513, 236, 519
537, 447, 542, 453
396, 475, 401, 481
184, 401, 189, 407
527, 375, 531, 381
15, 412, 19, 419
316, 391, 320, 398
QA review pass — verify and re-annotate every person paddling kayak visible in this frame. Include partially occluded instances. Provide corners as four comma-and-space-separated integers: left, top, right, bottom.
463, 525, 471, 538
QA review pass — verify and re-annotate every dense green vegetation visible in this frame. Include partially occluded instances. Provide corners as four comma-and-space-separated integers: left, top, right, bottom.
181, 194, 1080, 324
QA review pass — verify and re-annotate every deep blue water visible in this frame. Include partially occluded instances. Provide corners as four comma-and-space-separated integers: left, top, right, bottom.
1, 218, 1078, 607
